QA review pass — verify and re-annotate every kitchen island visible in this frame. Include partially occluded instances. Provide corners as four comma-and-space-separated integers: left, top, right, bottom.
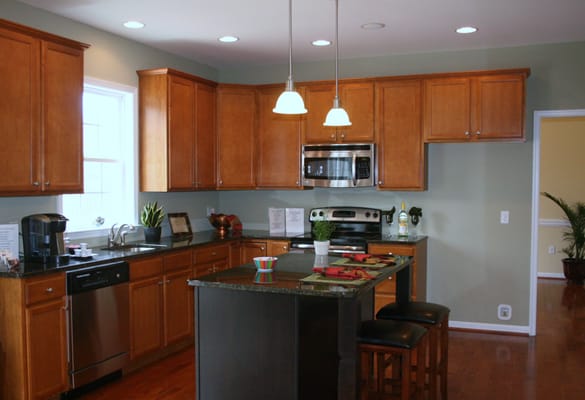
189, 252, 413, 400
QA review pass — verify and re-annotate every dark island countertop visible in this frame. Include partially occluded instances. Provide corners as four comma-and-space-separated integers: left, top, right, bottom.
1, 229, 425, 279
189, 252, 412, 299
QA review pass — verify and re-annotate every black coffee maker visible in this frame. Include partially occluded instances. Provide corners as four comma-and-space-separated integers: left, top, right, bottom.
22, 214, 70, 265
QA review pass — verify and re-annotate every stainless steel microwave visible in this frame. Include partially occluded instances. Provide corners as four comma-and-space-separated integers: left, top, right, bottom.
302, 143, 375, 188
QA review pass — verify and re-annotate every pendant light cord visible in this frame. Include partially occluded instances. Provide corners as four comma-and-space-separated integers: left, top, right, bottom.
288, 0, 293, 82
334, 0, 340, 100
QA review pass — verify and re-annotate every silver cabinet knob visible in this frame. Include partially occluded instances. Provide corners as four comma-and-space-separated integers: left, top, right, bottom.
45, 287, 54, 293
464, 131, 470, 136
32, 182, 40, 187
475, 130, 481, 135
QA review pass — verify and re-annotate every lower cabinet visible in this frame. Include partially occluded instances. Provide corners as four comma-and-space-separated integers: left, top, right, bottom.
192, 242, 231, 277
368, 239, 428, 314
129, 249, 193, 361
0, 273, 68, 400
240, 239, 291, 264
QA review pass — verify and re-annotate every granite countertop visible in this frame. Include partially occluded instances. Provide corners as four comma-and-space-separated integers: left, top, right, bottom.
189, 252, 412, 299
0, 229, 425, 279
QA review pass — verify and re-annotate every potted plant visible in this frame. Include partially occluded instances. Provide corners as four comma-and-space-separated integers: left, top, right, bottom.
140, 201, 165, 243
313, 220, 335, 256
541, 192, 585, 284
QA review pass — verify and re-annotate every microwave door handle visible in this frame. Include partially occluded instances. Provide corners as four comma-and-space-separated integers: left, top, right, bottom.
352, 153, 357, 186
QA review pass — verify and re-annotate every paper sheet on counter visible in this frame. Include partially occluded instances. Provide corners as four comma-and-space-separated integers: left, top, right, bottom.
285, 208, 305, 234
268, 208, 285, 234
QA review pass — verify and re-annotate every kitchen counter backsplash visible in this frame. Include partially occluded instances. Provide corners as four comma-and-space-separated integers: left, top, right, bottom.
1, 230, 426, 278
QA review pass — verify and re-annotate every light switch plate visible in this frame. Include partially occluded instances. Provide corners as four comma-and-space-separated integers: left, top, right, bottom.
500, 210, 510, 224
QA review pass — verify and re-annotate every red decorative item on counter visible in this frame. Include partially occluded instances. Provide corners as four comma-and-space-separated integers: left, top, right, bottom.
312, 266, 375, 280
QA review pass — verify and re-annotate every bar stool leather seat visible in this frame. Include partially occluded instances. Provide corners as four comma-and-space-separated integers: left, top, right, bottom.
376, 302, 450, 400
358, 319, 428, 400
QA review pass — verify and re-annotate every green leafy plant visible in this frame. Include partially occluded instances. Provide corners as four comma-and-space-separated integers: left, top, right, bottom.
140, 201, 165, 228
312, 220, 336, 242
541, 192, 585, 261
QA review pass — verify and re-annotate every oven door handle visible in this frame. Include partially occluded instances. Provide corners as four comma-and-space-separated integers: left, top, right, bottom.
352, 153, 357, 187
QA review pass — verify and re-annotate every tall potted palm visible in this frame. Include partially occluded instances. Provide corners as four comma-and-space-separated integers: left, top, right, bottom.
541, 192, 585, 284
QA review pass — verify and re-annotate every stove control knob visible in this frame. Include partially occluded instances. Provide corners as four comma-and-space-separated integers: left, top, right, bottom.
318, 211, 324, 217
311, 211, 317, 218
365, 212, 371, 218
373, 212, 379, 219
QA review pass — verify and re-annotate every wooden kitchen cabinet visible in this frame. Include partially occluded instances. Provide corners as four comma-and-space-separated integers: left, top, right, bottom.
0, 272, 68, 400
423, 69, 529, 142
216, 85, 256, 189
256, 86, 303, 188
368, 238, 428, 314
376, 79, 426, 190
138, 68, 217, 191
193, 242, 231, 277
240, 239, 291, 264
129, 250, 193, 360
302, 81, 375, 144
0, 19, 87, 196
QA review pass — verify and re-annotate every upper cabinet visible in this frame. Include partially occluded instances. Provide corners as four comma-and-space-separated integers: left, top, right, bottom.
376, 79, 426, 191
423, 69, 529, 142
216, 85, 256, 189
0, 19, 88, 196
256, 86, 303, 189
302, 81, 375, 144
138, 68, 217, 192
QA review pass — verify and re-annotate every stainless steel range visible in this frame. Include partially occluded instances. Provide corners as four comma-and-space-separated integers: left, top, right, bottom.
290, 206, 382, 254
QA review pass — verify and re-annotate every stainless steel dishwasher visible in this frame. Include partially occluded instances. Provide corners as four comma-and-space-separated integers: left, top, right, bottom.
66, 261, 130, 389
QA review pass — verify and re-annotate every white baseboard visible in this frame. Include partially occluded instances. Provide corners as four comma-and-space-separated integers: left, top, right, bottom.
537, 272, 564, 279
449, 320, 530, 335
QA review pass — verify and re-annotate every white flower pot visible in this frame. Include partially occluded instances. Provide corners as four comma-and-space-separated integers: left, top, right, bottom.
314, 240, 330, 256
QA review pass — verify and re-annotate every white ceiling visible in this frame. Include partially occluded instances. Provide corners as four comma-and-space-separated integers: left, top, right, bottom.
18, 0, 585, 69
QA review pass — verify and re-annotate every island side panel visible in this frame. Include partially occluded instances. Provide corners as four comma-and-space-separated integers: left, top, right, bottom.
195, 286, 297, 400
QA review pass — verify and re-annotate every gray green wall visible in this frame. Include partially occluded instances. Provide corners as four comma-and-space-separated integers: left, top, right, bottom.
2, 0, 585, 329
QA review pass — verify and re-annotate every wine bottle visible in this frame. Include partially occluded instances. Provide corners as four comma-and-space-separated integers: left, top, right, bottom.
398, 201, 408, 237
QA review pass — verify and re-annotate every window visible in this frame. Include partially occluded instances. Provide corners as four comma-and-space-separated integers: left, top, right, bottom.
61, 78, 137, 236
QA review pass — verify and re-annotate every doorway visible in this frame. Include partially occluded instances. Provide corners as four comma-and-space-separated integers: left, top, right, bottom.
530, 109, 585, 335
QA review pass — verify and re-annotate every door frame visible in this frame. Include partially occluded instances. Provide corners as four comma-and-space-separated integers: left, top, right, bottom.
530, 109, 585, 336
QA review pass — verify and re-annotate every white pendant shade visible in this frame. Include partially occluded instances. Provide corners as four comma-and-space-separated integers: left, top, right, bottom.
324, 105, 352, 126
273, 0, 306, 115
273, 78, 307, 114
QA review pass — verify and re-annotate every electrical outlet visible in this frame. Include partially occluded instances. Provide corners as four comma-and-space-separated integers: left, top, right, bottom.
497, 304, 512, 320
548, 245, 556, 255
206, 207, 215, 216
500, 210, 510, 224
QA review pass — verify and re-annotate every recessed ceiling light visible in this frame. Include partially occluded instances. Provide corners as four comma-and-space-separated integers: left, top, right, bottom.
361, 22, 386, 30
123, 20, 145, 29
456, 26, 478, 34
218, 36, 239, 43
312, 39, 331, 47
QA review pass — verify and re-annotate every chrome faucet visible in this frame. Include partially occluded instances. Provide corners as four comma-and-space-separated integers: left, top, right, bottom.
108, 223, 135, 247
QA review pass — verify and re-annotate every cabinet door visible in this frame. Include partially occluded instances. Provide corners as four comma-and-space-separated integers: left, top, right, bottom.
423, 77, 471, 142
194, 83, 217, 189
42, 41, 84, 193
376, 80, 426, 190
168, 75, 195, 190
267, 240, 290, 256
473, 74, 525, 141
0, 27, 41, 194
339, 82, 375, 143
25, 298, 68, 399
256, 87, 302, 188
216, 86, 256, 188
241, 240, 267, 264
303, 84, 337, 143
129, 276, 164, 359
164, 268, 193, 345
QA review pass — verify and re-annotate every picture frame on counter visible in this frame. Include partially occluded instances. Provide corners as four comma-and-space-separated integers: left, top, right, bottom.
168, 212, 192, 238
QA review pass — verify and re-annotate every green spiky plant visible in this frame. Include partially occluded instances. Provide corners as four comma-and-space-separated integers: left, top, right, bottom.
312, 220, 336, 242
140, 201, 165, 228
541, 192, 585, 261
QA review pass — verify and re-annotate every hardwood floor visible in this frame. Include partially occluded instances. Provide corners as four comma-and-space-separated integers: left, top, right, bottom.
79, 278, 585, 399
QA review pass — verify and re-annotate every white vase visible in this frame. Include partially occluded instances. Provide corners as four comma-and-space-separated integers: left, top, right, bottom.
314, 240, 330, 256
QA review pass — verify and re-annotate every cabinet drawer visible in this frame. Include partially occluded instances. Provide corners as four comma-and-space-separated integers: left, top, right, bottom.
25, 273, 66, 305
194, 244, 229, 264
130, 256, 164, 281
369, 243, 415, 257
163, 250, 192, 272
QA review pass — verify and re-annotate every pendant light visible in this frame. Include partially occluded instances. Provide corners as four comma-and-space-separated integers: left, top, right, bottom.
323, 0, 351, 126
273, 0, 307, 114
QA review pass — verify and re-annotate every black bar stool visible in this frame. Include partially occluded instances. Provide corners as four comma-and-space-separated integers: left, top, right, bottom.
358, 319, 428, 400
376, 302, 450, 400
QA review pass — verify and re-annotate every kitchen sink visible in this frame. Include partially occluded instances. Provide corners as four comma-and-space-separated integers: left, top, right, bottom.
101, 243, 167, 252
